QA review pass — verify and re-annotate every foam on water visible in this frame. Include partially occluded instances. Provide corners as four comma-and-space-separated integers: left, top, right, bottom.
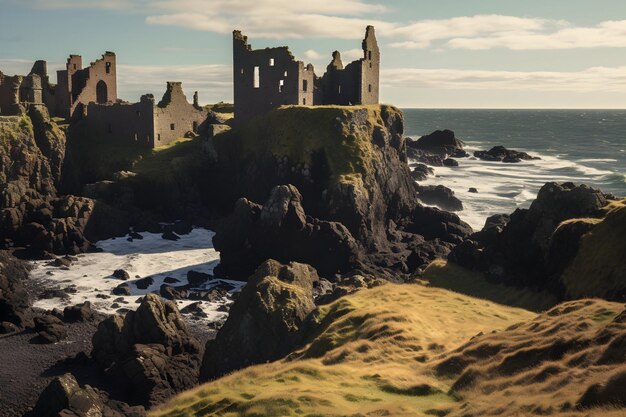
30, 228, 244, 321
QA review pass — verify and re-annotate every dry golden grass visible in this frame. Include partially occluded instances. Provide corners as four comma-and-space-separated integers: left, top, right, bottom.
560, 201, 626, 299
151, 284, 534, 417
423, 259, 558, 312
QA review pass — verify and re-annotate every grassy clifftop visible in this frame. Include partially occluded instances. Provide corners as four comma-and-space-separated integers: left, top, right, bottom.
151, 284, 533, 417
214, 105, 403, 188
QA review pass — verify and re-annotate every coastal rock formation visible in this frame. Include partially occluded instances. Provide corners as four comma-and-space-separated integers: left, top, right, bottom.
0, 251, 33, 332
409, 129, 466, 156
200, 260, 319, 381
91, 293, 202, 407
213, 184, 360, 280
27, 373, 146, 417
474, 146, 540, 163
416, 184, 463, 212
449, 182, 622, 299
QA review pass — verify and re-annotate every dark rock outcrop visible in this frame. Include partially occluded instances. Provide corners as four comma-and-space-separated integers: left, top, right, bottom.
474, 146, 540, 163
34, 314, 67, 344
213, 185, 360, 280
416, 185, 463, 212
409, 129, 465, 156
27, 373, 146, 417
410, 163, 434, 181
449, 182, 610, 296
0, 251, 33, 332
91, 293, 202, 407
200, 260, 318, 381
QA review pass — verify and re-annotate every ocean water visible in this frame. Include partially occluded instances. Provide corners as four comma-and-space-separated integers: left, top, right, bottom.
402, 109, 626, 230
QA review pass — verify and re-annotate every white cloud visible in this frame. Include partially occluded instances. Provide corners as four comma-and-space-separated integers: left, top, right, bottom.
304, 50, 322, 60
382, 67, 626, 92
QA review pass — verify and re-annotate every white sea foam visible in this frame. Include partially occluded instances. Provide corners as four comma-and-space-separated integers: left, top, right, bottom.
413, 145, 618, 231
30, 228, 244, 322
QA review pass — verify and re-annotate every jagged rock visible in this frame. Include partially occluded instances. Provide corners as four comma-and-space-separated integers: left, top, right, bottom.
469, 187, 478, 193
410, 163, 434, 181
213, 185, 360, 280
200, 260, 318, 381
416, 185, 463, 212
34, 314, 67, 343
449, 182, 611, 296
410, 130, 465, 156
0, 251, 33, 331
92, 293, 202, 407
161, 230, 180, 241
159, 284, 188, 300
63, 301, 98, 323
443, 158, 459, 167
180, 302, 207, 319
113, 269, 130, 280
27, 373, 146, 417
474, 146, 540, 162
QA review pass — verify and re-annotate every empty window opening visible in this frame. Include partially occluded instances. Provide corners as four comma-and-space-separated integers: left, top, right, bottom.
193, 121, 198, 133
170, 123, 175, 130
303, 98, 306, 105
134, 133, 138, 142
240, 68, 244, 75
136, 110, 141, 117
284, 71, 288, 77
368, 50, 372, 60
303, 80, 308, 91
368, 84, 372, 93
106, 62, 112, 74
253, 66, 260, 88
73, 64, 77, 70
369, 62, 372, 68
269, 58, 275, 66
279, 79, 284, 93
158, 134, 161, 141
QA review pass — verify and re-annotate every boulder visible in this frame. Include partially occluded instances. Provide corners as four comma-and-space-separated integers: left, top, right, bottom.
410, 163, 434, 181
416, 185, 463, 212
112, 283, 131, 296
34, 314, 67, 343
187, 270, 212, 287
91, 293, 202, 407
27, 373, 146, 417
0, 251, 33, 331
134, 276, 154, 290
443, 158, 459, 167
113, 269, 130, 280
411, 130, 465, 156
63, 301, 98, 323
474, 146, 540, 162
213, 185, 361, 280
200, 260, 318, 381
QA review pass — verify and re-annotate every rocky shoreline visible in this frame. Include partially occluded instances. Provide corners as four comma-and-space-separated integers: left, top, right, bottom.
1, 106, 625, 416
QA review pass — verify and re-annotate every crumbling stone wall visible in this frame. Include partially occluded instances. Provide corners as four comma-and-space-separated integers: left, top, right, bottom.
232, 26, 380, 123
56, 52, 117, 119
82, 82, 210, 148
0, 71, 44, 115
233, 31, 315, 124
153, 82, 211, 147
85, 94, 156, 146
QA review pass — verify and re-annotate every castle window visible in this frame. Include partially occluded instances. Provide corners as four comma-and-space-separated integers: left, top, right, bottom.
253, 66, 260, 88
279, 80, 284, 93
368, 84, 372, 93
106, 62, 111, 74
136, 110, 141, 117
73, 64, 77, 70
134, 133, 138, 142
338, 84, 341, 94
170, 123, 175, 130
368, 50, 372, 60
303, 98, 306, 105
303, 80, 308, 92
269, 58, 275, 66
284, 71, 288, 77
369, 62, 372, 68
240, 68, 244, 75
158, 134, 161, 141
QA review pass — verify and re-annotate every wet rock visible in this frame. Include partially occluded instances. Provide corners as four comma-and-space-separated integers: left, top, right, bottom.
134, 276, 154, 290
171, 220, 193, 235
443, 158, 459, 167
410, 163, 434, 181
469, 187, 478, 193
180, 302, 208, 319
163, 277, 179, 284
201, 260, 318, 381
113, 269, 130, 280
160, 285, 188, 300
92, 293, 202, 407
112, 283, 131, 296
416, 185, 463, 212
0, 251, 33, 331
187, 270, 212, 287
474, 146, 540, 162
410, 130, 465, 156
161, 230, 180, 241
63, 301, 98, 323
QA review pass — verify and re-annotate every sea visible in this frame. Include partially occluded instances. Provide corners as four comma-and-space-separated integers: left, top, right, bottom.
402, 109, 626, 231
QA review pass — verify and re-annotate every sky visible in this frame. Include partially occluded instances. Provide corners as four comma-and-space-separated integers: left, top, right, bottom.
1, 0, 626, 108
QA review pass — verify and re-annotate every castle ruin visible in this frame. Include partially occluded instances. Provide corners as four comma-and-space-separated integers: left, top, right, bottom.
233, 25, 380, 123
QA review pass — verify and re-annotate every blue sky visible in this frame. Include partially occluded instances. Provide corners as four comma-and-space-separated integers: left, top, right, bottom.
1, 0, 626, 108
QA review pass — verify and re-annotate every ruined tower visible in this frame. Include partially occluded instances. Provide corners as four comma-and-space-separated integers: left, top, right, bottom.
233, 30, 315, 124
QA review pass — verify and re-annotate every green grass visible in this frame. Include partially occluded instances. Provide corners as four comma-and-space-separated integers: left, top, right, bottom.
151, 284, 534, 417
